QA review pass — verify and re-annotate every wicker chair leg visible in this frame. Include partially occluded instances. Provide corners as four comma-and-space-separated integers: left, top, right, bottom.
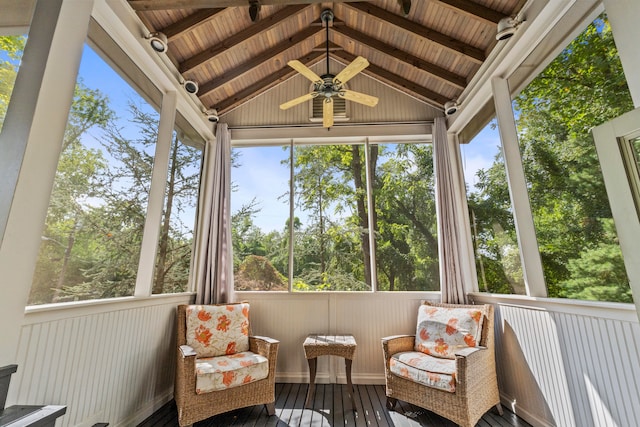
386, 397, 397, 410
265, 402, 276, 416
495, 403, 504, 416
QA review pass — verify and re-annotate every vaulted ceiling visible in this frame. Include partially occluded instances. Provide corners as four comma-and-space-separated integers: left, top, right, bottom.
129, 0, 525, 117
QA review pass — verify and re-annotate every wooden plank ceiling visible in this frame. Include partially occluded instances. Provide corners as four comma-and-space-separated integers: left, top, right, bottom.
129, 0, 523, 116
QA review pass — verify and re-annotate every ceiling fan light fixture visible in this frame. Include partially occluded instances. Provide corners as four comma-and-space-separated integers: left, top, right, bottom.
146, 32, 168, 53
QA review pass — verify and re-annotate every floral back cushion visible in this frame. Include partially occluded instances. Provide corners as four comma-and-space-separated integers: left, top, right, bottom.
414, 304, 484, 359
185, 303, 250, 358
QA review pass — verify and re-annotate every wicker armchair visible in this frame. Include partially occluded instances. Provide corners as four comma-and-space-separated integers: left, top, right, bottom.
175, 303, 279, 427
382, 301, 502, 427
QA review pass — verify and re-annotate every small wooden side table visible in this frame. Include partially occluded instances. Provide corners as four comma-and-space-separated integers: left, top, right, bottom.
303, 334, 357, 410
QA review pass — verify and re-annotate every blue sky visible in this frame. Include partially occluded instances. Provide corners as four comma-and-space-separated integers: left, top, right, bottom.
73, 43, 501, 235
231, 130, 501, 233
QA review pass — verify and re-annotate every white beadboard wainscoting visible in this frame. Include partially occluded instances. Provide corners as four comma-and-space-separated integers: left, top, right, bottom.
10, 293, 193, 427
471, 293, 640, 427
9, 291, 639, 427
236, 292, 441, 385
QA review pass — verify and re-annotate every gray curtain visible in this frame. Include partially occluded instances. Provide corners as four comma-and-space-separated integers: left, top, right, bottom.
191, 123, 234, 304
434, 117, 468, 304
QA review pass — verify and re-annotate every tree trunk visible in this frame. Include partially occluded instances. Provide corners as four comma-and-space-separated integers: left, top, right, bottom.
52, 215, 79, 302
350, 145, 378, 288
152, 134, 179, 294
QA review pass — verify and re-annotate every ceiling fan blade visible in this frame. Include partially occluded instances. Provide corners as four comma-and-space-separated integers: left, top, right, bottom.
333, 56, 369, 85
287, 60, 323, 84
280, 92, 316, 110
323, 98, 334, 128
339, 89, 379, 107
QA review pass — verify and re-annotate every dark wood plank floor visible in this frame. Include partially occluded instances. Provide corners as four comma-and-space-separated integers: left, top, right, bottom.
138, 384, 532, 427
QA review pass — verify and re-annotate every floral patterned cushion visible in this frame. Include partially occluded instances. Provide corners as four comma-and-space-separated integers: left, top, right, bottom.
390, 351, 457, 393
185, 303, 250, 358
195, 351, 269, 394
414, 305, 484, 359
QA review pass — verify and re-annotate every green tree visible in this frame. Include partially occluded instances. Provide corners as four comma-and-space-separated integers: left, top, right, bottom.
468, 14, 633, 301
0, 36, 25, 131
374, 144, 439, 291
30, 83, 113, 304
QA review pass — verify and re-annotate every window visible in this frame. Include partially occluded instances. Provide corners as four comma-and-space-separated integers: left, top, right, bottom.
152, 130, 202, 294
231, 140, 438, 292
29, 41, 187, 304
374, 143, 439, 291
619, 134, 640, 218
231, 145, 290, 291
292, 144, 369, 291
0, 35, 26, 133
462, 121, 525, 294
512, 14, 633, 302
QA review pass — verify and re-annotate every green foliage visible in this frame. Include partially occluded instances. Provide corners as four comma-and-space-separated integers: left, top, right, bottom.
560, 219, 632, 302
29, 88, 200, 303
468, 14, 633, 302
231, 143, 439, 292
0, 36, 26, 131
235, 255, 287, 291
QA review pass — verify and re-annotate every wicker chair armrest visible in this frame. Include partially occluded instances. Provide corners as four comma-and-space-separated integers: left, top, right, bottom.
455, 345, 494, 394
175, 344, 198, 406
381, 335, 415, 361
179, 344, 197, 358
454, 346, 486, 358
250, 336, 280, 360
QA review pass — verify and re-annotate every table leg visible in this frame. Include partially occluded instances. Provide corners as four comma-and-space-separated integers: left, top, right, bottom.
305, 357, 317, 409
345, 358, 356, 410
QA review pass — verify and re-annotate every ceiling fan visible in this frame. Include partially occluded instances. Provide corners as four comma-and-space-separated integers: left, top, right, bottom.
279, 9, 379, 128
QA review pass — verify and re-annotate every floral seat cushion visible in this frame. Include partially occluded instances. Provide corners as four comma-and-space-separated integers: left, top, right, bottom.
390, 351, 457, 393
414, 305, 484, 359
185, 303, 250, 358
195, 351, 269, 394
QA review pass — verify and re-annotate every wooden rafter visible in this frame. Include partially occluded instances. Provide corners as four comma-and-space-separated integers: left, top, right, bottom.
129, 0, 368, 11
214, 50, 325, 114
159, 8, 225, 41
332, 23, 467, 90
437, 0, 507, 24
331, 50, 450, 108
198, 25, 323, 97
344, 2, 485, 63
179, 4, 309, 73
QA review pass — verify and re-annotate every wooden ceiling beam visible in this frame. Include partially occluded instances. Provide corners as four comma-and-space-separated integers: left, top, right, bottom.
332, 23, 466, 90
198, 26, 323, 97
331, 50, 449, 109
160, 8, 225, 41
344, 2, 485, 63
128, 0, 364, 11
214, 50, 325, 114
179, 4, 309, 73
437, 0, 507, 24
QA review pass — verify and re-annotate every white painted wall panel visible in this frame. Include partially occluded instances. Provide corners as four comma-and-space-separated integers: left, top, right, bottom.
238, 292, 440, 384
472, 294, 640, 427
8, 295, 192, 427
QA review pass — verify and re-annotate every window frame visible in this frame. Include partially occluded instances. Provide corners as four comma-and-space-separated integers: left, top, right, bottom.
230, 136, 438, 293
592, 106, 640, 316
